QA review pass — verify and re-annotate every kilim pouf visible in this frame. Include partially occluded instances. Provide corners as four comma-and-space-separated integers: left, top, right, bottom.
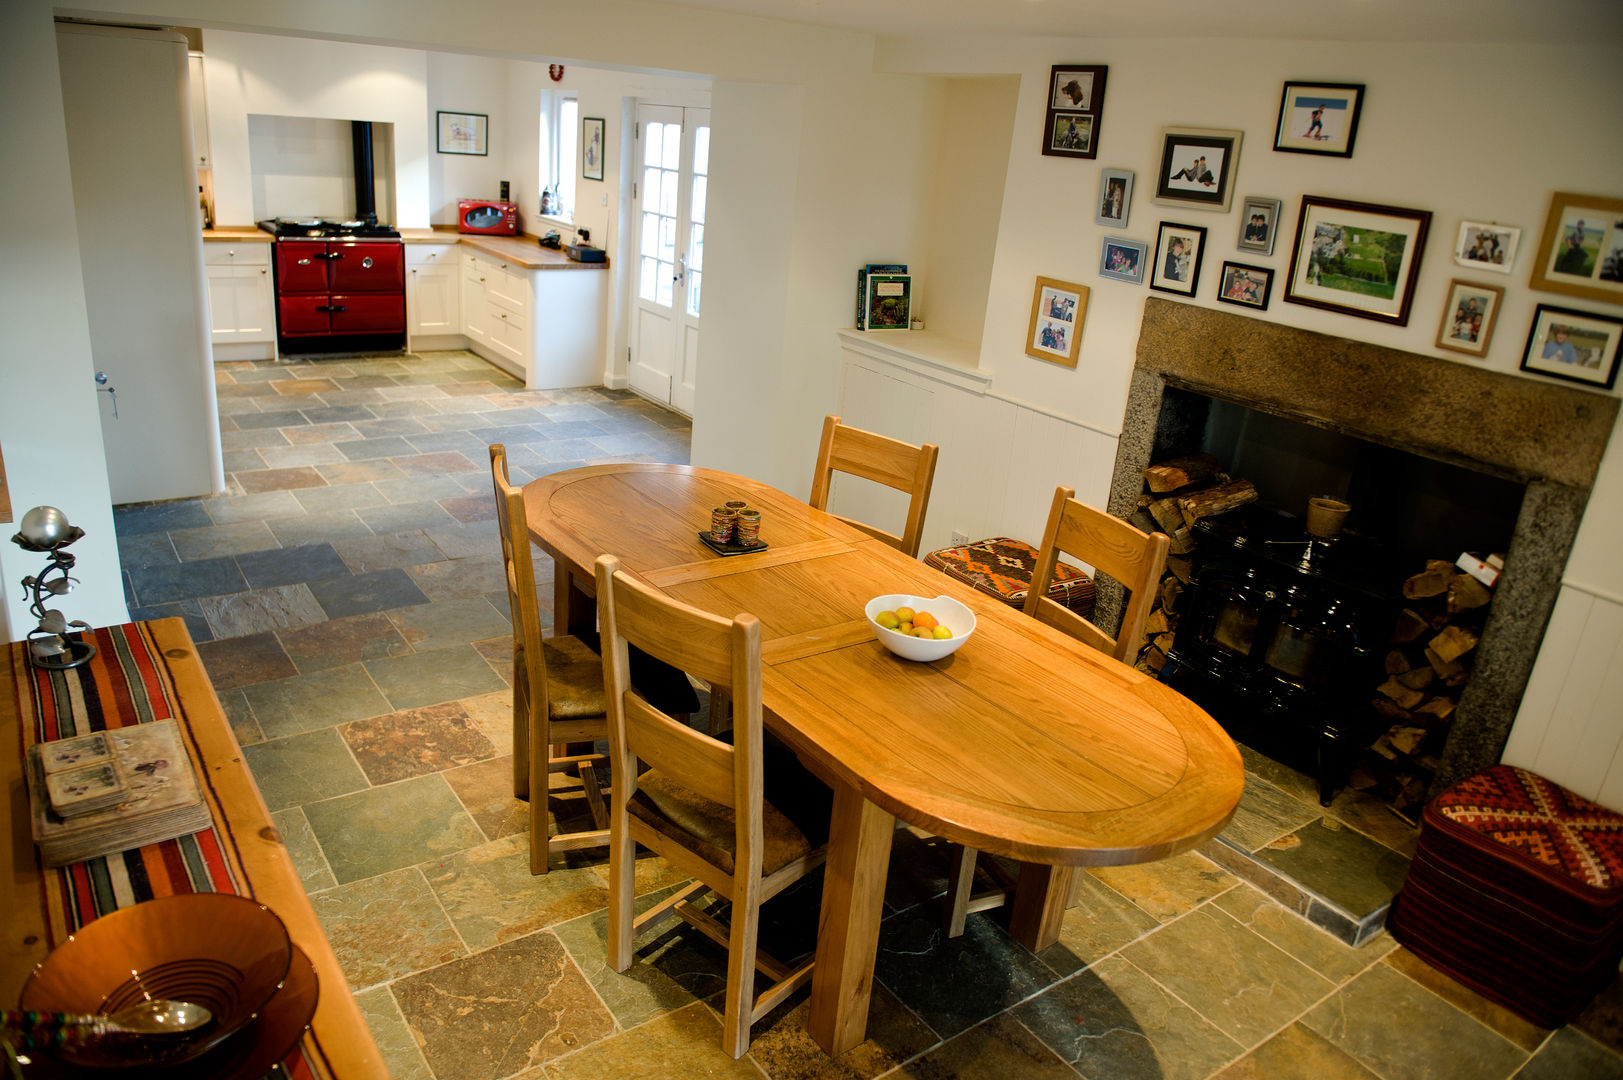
1387, 764, 1623, 1027
924, 537, 1094, 618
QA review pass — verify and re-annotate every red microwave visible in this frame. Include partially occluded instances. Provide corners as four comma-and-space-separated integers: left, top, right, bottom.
457, 199, 518, 236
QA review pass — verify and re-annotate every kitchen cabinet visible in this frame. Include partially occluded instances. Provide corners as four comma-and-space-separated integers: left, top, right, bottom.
407, 243, 460, 349
203, 241, 275, 360
457, 245, 606, 390
187, 52, 209, 167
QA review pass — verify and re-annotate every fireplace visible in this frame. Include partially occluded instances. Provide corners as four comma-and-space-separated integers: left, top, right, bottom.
1107, 299, 1618, 794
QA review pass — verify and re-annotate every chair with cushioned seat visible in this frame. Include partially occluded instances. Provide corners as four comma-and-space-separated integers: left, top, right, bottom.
595, 553, 831, 1058
943, 484, 1170, 937
808, 414, 939, 558
491, 443, 614, 875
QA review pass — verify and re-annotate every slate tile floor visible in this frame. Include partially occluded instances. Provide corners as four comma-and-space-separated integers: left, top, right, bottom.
111, 351, 1623, 1080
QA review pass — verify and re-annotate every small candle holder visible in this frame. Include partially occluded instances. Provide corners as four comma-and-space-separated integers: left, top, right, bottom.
12, 506, 97, 670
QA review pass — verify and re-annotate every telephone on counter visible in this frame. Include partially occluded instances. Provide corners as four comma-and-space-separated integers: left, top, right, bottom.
539, 230, 562, 249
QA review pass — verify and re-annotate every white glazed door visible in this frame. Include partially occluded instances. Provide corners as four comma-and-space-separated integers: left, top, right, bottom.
629, 104, 709, 415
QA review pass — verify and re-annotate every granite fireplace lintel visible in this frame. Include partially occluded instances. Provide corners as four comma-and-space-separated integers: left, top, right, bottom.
1107, 299, 1619, 792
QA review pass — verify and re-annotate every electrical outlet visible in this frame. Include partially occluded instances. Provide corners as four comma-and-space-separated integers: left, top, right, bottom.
950, 530, 969, 545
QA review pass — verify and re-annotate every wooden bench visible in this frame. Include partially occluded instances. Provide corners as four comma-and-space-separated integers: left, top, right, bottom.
1, 618, 387, 1078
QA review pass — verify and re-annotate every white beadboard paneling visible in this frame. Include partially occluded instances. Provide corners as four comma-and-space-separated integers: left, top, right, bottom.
1503, 586, 1593, 768
831, 362, 934, 545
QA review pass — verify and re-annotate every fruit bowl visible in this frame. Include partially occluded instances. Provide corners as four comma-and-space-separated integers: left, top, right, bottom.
864, 594, 976, 662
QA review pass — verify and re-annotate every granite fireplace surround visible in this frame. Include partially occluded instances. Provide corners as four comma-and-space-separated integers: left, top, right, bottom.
1107, 298, 1619, 794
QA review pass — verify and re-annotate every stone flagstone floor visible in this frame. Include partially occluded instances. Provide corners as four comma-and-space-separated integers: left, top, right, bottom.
111, 351, 1623, 1080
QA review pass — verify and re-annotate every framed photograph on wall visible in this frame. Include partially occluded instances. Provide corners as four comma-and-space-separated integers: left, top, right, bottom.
1099, 237, 1149, 283
1273, 82, 1364, 157
1150, 221, 1208, 296
1236, 196, 1284, 256
1453, 220, 1520, 274
582, 117, 605, 181
1025, 276, 1089, 367
1519, 303, 1623, 390
436, 111, 488, 156
1435, 279, 1505, 357
1041, 65, 1107, 160
1529, 192, 1623, 305
1152, 127, 1242, 213
1284, 195, 1432, 324
1096, 169, 1134, 228
1217, 262, 1274, 310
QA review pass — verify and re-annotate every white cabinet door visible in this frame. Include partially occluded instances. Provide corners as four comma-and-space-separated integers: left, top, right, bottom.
408, 246, 459, 336
206, 267, 274, 343
187, 52, 209, 167
461, 253, 489, 346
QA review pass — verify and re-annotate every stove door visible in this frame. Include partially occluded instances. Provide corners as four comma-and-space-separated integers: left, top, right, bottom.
275, 241, 330, 292
329, 293, 406, 333
328, 242, 404, 292
277, 295, 333, 335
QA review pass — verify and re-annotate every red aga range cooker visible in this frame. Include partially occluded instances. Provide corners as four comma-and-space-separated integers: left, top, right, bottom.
257, 218, 405, 354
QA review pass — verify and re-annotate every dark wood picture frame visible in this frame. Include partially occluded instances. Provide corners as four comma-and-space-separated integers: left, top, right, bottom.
1217, 262, 1274, 310
436, 111, 488, 156
1284, 195, 1432, 325
1041, 65, 1107, 160
1519, 303, 1623, 390
1150, 221, 1208, 296
1273, 81, 1365, 158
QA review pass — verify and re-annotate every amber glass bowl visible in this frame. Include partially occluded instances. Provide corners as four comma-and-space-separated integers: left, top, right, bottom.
20, 893, 293, 1069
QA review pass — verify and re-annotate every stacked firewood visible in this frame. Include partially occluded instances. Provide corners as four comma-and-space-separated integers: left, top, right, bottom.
1347, 558, 1493, 812
1126, 452, 1258, 673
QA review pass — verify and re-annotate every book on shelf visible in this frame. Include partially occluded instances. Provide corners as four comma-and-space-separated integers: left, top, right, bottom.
856, 263, 907, 329
863, 273, 912, 331
26, 719, 212, 867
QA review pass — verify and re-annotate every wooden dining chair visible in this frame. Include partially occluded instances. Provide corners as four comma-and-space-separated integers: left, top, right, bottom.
943, 484, 1170, 937
595, 553, 830, 1059
808, 414, 939, 558
491, 444, 613, 876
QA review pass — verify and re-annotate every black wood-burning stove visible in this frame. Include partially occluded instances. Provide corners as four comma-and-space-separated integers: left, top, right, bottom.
1160, 506, 1407, 803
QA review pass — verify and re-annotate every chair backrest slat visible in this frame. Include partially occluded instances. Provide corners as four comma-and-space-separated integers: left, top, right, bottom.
1025, 485, 1170, 663
808, 414, 938, 558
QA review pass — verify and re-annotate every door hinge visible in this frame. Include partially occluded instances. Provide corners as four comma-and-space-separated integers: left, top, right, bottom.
626, 346, 632, 364
632, 181, 638, 201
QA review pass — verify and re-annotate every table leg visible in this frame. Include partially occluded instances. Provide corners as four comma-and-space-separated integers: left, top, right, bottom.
553, 569, 595, 637
808, 781, 894, 1056
1008, 863, 1078, 952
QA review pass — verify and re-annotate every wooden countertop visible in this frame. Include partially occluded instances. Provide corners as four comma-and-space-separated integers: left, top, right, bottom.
204, 225, 605, 269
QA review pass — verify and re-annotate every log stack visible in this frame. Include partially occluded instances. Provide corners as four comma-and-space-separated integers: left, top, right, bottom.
1128, 452, 1258, 673
1347, 558, 1493, 815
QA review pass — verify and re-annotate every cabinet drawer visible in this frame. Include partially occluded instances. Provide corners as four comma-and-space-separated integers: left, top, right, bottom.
203, 242, 271, 267
407, 244, 456, 267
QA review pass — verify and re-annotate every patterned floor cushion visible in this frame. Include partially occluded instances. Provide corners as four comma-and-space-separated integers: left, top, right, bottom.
924, 537, 1094, 618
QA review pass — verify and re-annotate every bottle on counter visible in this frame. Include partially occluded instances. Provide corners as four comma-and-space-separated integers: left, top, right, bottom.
198, 186, 212, 230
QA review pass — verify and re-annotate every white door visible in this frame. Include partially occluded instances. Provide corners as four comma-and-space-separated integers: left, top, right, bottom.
629, 105, 709, 415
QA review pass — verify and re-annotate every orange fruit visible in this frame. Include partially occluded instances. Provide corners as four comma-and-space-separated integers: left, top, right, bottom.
913, 611, 938, 630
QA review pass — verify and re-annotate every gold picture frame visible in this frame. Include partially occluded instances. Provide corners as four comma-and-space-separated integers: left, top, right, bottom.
1529, 191, 1623, 305
1025, 276, 1088, 367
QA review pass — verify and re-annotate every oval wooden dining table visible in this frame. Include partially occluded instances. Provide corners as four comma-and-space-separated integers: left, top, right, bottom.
525, 462, 1244, 1055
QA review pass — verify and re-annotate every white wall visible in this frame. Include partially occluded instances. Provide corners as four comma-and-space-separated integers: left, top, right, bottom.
0, 0, 129, 636
426, 51, 510, 224
203, 30, 430, 228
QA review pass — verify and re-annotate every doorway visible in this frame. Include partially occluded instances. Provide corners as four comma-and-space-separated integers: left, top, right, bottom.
628, 103, 709, 416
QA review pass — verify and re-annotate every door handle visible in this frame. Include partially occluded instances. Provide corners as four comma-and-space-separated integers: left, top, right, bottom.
298, 258, 312, 265
674, 256, 686, 284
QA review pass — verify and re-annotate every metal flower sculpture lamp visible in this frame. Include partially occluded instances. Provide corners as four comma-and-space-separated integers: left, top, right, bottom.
12, 505, 97, 670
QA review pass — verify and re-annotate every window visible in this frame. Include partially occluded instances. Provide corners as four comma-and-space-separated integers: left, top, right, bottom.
538, 92, 578, 220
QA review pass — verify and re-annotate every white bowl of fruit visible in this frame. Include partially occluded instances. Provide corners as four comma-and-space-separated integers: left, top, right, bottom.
864, 594, 976, 662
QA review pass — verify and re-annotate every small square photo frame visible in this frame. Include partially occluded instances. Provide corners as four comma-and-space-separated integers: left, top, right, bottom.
1520, 303, 1623, 390
582, 117, 605, 181
1026, 276, 1089, 367
1217, 262, 1273, 310
1096, 169, 1134, 228
1099, 237, 1149, 283
437, 111, 488, 156
1151, 221, 1208, 296
1273, 82, 1364, 157
1041, 65, 1107, 160
1237, 196, 1284, 256
1453, 220, 1519, 274
1529, 192, 1623, 305
1435, 279, 1505, 357
1153, 127, 1242, 213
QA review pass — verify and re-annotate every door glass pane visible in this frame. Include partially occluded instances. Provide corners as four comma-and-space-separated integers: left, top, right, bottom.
643, 122, 665, 166
661, 124, 680, 169
688, 223, 704, 271
690, 176, 707, 225
686, 269, 701, 317
657, 262, 673, 306
658, 173, 677, 217
693, 126, 710, 176
641, 213, 660, 257
643, 167, 661, 209
659, 217, 676, 261
639, 256, 659, 303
